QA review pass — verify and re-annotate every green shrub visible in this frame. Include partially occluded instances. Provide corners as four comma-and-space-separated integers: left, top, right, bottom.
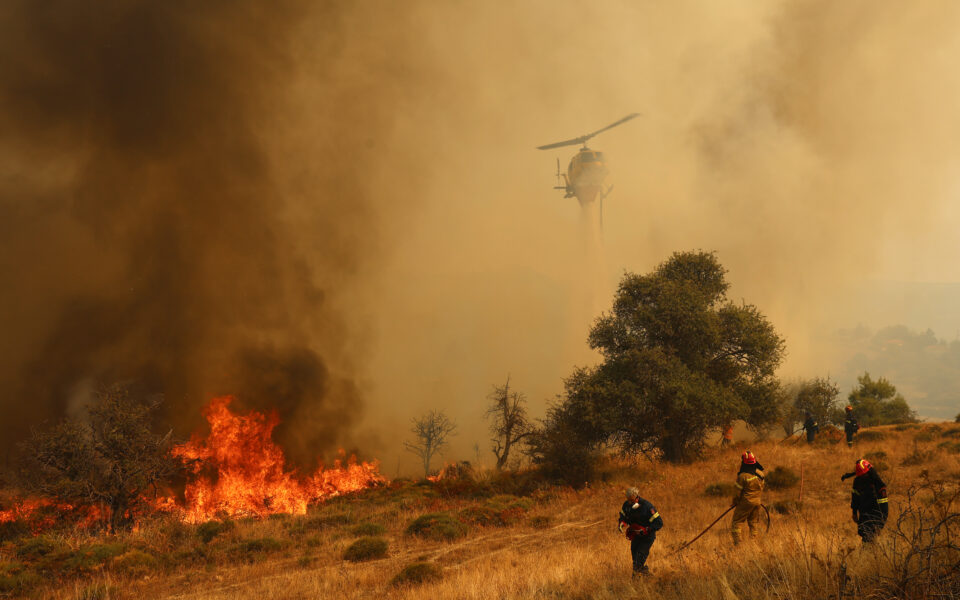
42, 543, 127, 576
405, 513, 467, 541
458, 505, 504, 527
112, 549, 158, 577
392, 562, 443, 586
704, 483, 737, 497
765, 467, 800, 490
14, 535, 62, 561
197, 519, 234, 544
857, 430, 886, 442
350, 522, 386, 536
343, 537, 388, 562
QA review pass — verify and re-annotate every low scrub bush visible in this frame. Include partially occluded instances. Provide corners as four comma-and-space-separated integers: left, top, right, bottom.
405, 513, 467, 541
857, 430, 886, 442
914, 432, 936, 443
895, 423, 919, 431
44, 543, 127, 576
902, 446, 935, 467
197, 519, 234, 544
0, 562, 41, 596
112, 549, 159, 577
230, 537, 284, 562
941, 427, 960, 438
350, 522, 386, 536
765, 467, 800, 489
14, 535, 62, 561
392, 562, 443, 586
343, 537, 388, 562
937, 441, 960, 454
704, 483, 737, 497
0, 520, 29, 543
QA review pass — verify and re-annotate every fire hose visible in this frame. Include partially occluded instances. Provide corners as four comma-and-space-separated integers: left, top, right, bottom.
674, 504, 771, 554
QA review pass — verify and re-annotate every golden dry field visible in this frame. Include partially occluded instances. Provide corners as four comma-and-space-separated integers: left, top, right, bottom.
4, 423, 959, 600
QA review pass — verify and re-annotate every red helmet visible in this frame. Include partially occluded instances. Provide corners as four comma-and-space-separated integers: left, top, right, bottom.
855, 459, 872, 477
846, 405, 853, 412
741, 451, 757, 465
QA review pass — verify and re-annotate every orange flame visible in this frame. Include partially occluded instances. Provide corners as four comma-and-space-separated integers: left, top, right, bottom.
2, 396, 385, 529
168, 396, 384, 523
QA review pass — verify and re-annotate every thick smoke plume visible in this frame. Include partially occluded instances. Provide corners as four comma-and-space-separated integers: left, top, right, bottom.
0, 0, 401, 463
3, 1, 960, 473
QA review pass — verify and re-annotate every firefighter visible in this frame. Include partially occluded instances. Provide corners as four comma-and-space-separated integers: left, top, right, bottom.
731, 451, 765, 544
618, 487, 663, 576
803, 412, 819, 444
844, 406, 859, 448
721, 423, 734, 448
841, 458, 888, 543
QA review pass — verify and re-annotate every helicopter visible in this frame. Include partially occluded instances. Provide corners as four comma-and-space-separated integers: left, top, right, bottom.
536, 113, 639, 207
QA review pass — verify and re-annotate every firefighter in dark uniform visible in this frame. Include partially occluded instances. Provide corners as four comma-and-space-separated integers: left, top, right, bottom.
841, 458, 888, 542
803, 412, 819, 444
618, 487, 663, 576
844, 406, 859, 448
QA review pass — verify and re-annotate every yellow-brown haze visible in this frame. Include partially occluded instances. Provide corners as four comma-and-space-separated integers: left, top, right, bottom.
2, 1, 960, 466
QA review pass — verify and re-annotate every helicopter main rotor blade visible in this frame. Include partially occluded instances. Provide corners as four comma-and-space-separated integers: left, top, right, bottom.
536, 135, 589, 150
535, 112, 640, 150
583, 112, 640, 141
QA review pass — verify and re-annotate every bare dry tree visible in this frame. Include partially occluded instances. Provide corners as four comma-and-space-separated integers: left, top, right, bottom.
486, 376, 532, 471
404, 410, 457, 478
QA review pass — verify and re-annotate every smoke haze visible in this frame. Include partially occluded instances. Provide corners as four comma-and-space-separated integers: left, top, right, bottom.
2, 1, 959, 470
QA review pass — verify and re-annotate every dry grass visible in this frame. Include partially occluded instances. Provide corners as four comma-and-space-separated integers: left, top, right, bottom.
3, 426, 959, 599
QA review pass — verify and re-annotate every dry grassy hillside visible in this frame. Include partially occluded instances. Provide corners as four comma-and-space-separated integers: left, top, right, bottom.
4, 423, 959, 600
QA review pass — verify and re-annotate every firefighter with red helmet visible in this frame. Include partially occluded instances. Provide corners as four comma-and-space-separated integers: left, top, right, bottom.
731, 451, 765, 544
841, 458, 889, 542
618, 487, 663, 576
844, 406, 859, 447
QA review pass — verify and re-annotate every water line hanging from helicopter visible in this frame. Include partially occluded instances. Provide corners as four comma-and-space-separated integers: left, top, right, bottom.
536, 113, 640, 227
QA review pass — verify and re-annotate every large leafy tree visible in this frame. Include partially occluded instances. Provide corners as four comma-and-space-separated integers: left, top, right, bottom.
548, 251, 785, 463
793, 377, 841, 427
848, 372, 917, 426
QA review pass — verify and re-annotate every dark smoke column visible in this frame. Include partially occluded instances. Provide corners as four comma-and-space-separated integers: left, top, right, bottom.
0, 0, 382, 463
